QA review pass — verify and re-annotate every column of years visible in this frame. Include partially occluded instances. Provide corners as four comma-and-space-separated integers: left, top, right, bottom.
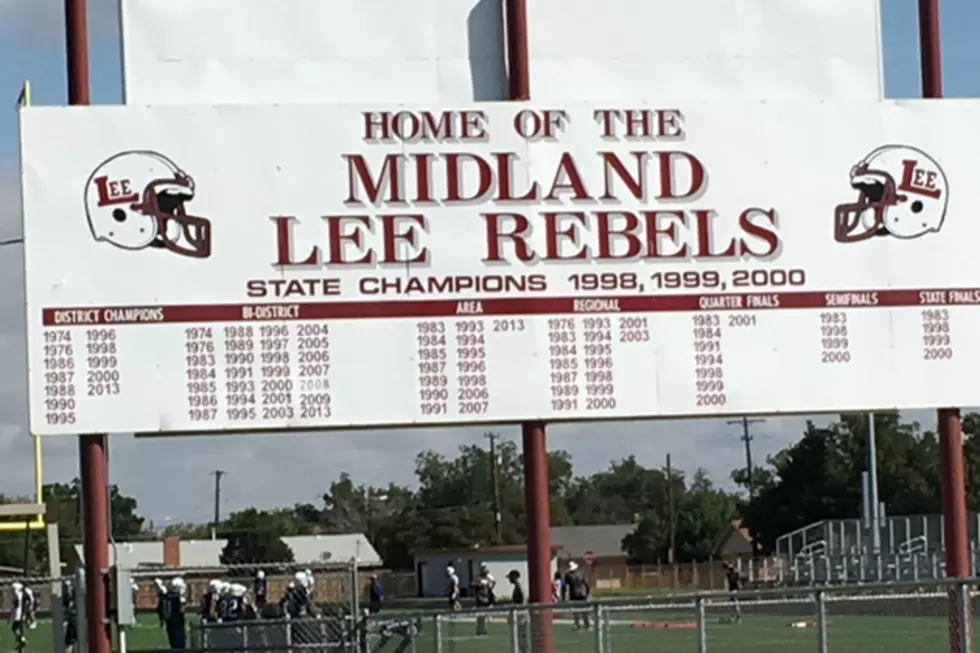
580, 317, 617, 411
818, 311, 851, 364
185, 327, 219, 422
454, 320, 490, 416
296, 323, 332, 420
548, 318, 579, 411
921, 308, 953, 360
222, 325, 257, 421
257, 324, 293, 421
691, 315, 726, 407
417, 321, 450, 416
42, 329, 77, 427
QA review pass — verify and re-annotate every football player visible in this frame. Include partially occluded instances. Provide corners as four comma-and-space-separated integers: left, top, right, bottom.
472, 564, 495, 635
62, 578, 77, 653
562, 562, 591, 631
154, 578, 167, 627
253, 570, 268, 613
22, 585, 36, 632
445, 565, 461, 611
201, 580, 221, 623
163, 577, 187, 650
281, 572, 313, 619
9, 582, 29, 648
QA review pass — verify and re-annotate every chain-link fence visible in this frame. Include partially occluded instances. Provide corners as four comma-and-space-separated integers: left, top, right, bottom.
6, 573, 979, 652
371, 578, 978, 653
0, 559, 365, 652
128, 559, 362, 614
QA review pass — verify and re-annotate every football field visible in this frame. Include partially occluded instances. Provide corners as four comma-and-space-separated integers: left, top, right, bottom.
6, 612, 969, 653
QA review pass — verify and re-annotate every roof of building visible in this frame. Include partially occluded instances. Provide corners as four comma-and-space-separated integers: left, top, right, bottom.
281, 534, 379, 564
73, 533, 382, 568
711, 520, 753, 555
549, 525, 635, 559
415, 544, 562, 556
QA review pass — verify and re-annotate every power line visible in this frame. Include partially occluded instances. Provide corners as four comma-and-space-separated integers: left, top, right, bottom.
726, 416, 765, 499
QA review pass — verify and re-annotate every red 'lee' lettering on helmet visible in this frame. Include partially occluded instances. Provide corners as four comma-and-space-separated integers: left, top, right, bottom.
898, 160, 942, 199
93, 176, 138, 206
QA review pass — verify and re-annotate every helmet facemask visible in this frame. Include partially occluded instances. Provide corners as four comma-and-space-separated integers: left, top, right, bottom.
133, 174, 211, 258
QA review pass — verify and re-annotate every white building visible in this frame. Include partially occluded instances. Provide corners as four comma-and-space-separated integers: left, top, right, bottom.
73, 533, 383, 569
413, 545, 560, 598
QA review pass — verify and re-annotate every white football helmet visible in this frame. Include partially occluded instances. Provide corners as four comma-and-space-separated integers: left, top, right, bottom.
834, 144, 948, 243
83, 150, 211, 258
256, 570, 265, 580
231, 584, 247, 597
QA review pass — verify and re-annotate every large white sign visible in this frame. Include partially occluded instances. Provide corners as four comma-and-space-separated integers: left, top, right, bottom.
120, 0, 884, 104
19, 100, 978, 435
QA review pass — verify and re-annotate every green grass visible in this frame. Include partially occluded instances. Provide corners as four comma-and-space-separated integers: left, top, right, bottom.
437, 614, 968, 653
7, 611, 973, 652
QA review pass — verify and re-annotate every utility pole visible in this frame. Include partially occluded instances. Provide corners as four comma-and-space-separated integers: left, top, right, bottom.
666, 454, 676, 564
211, 470, 225, 540
867, 413, 882, 552
486, 433, 503, 543
727, 416, 765, 498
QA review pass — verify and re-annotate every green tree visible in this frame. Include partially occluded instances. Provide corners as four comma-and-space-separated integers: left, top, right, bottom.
621, 510, 667, 561
729, 466, 777, 496
674, 470, 739, 561
219, 509, 296, 565
0, 481, 146, 573
739, 412, 942, 551
566, 455, 679, 526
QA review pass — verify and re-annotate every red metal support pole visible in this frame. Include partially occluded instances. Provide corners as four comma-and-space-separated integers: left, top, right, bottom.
65, 0, 90, 105
522, 422, 555, 653
503, 0, 550, 649
918, 0, 942, 100
66, 1, 111, 652
919, 5, 971, 650
505, 0, 551, 650
79, 436, 112, 653
504, 0, 530, 101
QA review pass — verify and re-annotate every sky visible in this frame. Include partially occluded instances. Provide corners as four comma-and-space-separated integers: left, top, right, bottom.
0, 0, 978, 528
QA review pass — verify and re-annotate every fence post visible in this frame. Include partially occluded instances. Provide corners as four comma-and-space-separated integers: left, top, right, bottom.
695, 595, 707, 653
509, 606, 520, 653
958, 581, 973, 653
815, 589, 828, 653
435, 613, 445, 653
592, 603, 605, 653
350, 557, 360, 637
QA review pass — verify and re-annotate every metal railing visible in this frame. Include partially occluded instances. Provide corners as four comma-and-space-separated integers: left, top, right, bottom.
183, 578, 977, 653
